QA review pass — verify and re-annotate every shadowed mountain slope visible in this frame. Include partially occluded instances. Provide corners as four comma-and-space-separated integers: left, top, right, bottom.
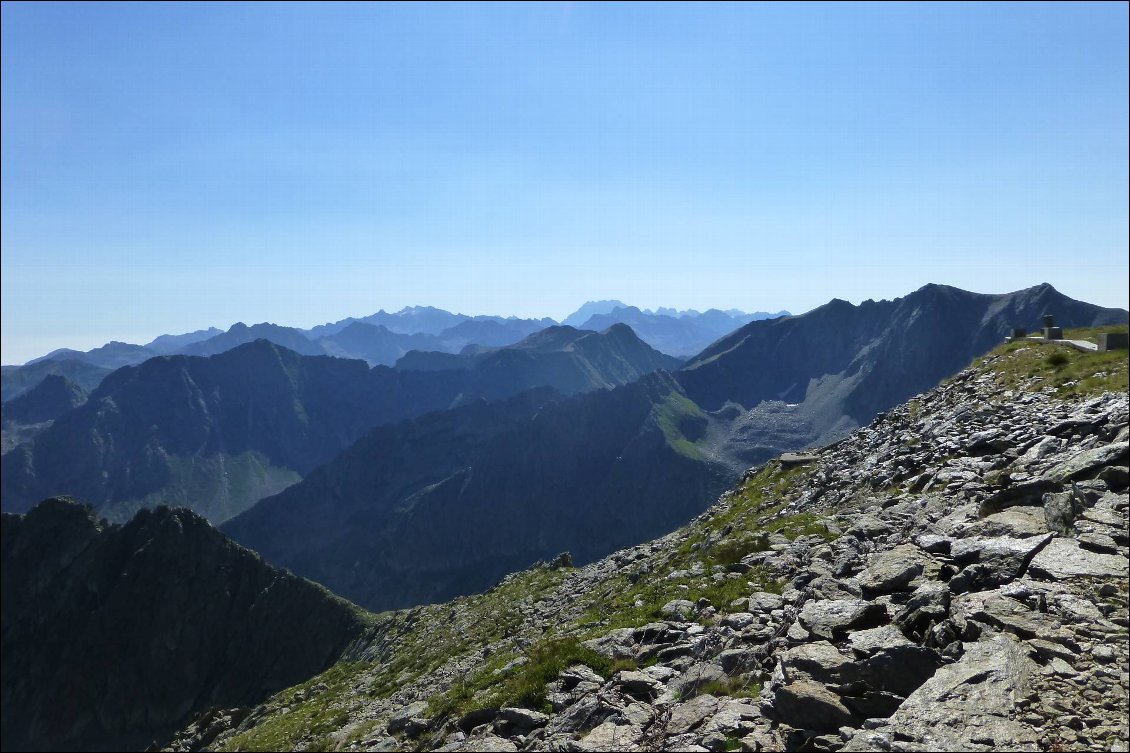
223, 371, 732, 612
2, 360, 112, 403
0, 497, 369, 752
0, 341, 468, 522
1, 374, 88, 425
1, 327, 676, 524
396, 324, 683, 397
679, 283, 1129, 446
315, 321, 438, 366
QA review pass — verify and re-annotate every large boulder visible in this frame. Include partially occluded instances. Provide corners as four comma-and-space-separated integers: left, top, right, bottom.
842, 635, 1040, 752
798, 598, 888, 640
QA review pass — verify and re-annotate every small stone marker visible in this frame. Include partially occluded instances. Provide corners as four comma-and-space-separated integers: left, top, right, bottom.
780, 452, 820, 467
1097, 332, 1128, 351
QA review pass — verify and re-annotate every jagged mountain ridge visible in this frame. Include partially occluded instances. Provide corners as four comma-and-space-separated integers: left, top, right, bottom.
1, 326, 679, 523
680, 282, 1129, 447
0, 497, 370, 752
395, 324, 683, 397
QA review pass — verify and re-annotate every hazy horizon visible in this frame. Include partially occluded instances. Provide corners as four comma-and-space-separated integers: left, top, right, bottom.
4, 2, 1128, 364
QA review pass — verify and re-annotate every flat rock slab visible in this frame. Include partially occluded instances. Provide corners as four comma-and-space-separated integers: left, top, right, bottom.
1042, 442, 1129, 483
613, 671, 661, 698
842, 635, 1039, 752
848, 624, 914, 656
579, 719, 645, 752
966, 507, 1049, 538
949, 534, 1053, 590
858, 544, 927, 593
799, 598, 888, 640
1027, 537, 1129, 580
747, 591, 785, 612
780, 641, 856, 684
844, 515, 893, 539
771, 679, 855, 732
949, 534, 1051, 566
954, 590, 1062, 640
666, 693, 720, 735
449, 734, 519, 752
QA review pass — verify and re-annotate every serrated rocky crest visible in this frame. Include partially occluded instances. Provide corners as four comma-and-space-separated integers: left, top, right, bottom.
168, 343, 1129, 752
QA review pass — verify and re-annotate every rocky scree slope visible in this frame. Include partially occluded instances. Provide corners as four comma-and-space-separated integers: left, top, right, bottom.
177, 338, 1129, 753
1, 498, 371, 752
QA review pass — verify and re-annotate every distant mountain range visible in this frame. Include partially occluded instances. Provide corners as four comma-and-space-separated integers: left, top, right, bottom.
563, 300, 788, 356
2, 283, 1124, 615
1, 325, 678, 523
0, 282, 1126, 753
221, 283, 1126, 611
1, 303, 782, 400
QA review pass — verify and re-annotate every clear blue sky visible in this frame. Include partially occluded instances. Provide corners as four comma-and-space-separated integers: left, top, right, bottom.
3, 2, 1127, 364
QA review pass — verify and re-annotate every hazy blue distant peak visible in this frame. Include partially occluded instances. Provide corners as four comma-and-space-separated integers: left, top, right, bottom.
23, 341, 156, 370
144, 327, 224, 355
393, 305, 456, 315
562, 300, 630, 328
25, 348, 83, 366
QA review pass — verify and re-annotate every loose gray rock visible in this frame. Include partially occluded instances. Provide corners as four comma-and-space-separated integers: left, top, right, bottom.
1042, 442, 1129, 483
770, 679, 855, 732
842, 635, 1040, 752
798, 598, 888, 640
666, 693, 721, 735
747, 591, 785, 612
857, 544, 926, 593
848, 624, 914, 656
1027, 538, 1130, 580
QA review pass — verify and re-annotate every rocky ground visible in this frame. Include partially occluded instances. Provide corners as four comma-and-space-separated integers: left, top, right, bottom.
171, 341, 1129, 753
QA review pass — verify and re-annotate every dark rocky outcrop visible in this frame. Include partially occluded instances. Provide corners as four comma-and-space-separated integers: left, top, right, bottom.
1, 497, 369, 752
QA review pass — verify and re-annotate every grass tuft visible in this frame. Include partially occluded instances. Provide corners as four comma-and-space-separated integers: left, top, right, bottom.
426, 637, 633, 720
